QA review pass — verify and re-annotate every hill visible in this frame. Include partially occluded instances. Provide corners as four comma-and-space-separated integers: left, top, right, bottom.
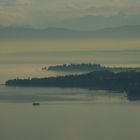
0, 25, 140, 39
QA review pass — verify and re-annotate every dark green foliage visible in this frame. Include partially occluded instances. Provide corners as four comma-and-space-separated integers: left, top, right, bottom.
5, 70, 140, 100
47, 64, 140, 72
47, 64, 104, 72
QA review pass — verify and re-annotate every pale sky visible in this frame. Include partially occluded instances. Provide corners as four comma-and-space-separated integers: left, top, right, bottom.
0, 0, 140, 27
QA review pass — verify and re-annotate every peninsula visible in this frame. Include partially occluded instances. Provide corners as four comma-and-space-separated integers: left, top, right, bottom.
5, 70, 140, 100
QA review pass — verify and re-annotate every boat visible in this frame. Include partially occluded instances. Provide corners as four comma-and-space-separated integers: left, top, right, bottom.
32, 102, 40, 106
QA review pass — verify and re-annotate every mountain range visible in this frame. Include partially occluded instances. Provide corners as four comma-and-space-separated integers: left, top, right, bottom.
0, 25, 140, 39
45, 12, 140, 31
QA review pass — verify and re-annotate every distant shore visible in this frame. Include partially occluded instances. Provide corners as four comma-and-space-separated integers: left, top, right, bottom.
45, 64, 140, 73
5, 70, 140, 101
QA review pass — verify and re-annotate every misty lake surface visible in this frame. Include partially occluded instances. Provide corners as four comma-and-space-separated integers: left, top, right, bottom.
0, 85, 140, 140
0, 38, 140, 140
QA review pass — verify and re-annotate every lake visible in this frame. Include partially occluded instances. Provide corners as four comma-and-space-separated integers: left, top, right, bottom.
0, 85, 140, 140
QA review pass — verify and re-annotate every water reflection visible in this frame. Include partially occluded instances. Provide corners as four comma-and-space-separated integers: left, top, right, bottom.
0, 85, 127, 103
1, 86, 140, 140
0, 98, 140, 140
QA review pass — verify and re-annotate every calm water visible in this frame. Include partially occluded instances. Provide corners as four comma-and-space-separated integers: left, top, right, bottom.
0, 38, 140, 140
0, 86, 140, 140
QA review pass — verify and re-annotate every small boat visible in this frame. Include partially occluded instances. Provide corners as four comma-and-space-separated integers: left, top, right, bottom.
32, 102, 40, 106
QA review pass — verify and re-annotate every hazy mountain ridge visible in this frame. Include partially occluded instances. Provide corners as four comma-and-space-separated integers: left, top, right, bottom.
52, 12, 140, 31
0, 25, 140, 39
93, 25, 140, 37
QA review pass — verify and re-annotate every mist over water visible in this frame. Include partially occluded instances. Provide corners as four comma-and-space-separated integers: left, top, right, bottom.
0, 85, 140, 140
0, 38, 140, 84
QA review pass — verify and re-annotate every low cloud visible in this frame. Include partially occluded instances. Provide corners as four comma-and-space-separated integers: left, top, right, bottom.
17, 0, 32, 5
0, 0, 140, 27
0, 0, 32, 6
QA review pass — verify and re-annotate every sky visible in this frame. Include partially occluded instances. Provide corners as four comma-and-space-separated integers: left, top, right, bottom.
0, 0, 140, 27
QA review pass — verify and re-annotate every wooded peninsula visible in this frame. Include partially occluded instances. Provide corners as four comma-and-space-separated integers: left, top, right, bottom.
5, 70, 140, 101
